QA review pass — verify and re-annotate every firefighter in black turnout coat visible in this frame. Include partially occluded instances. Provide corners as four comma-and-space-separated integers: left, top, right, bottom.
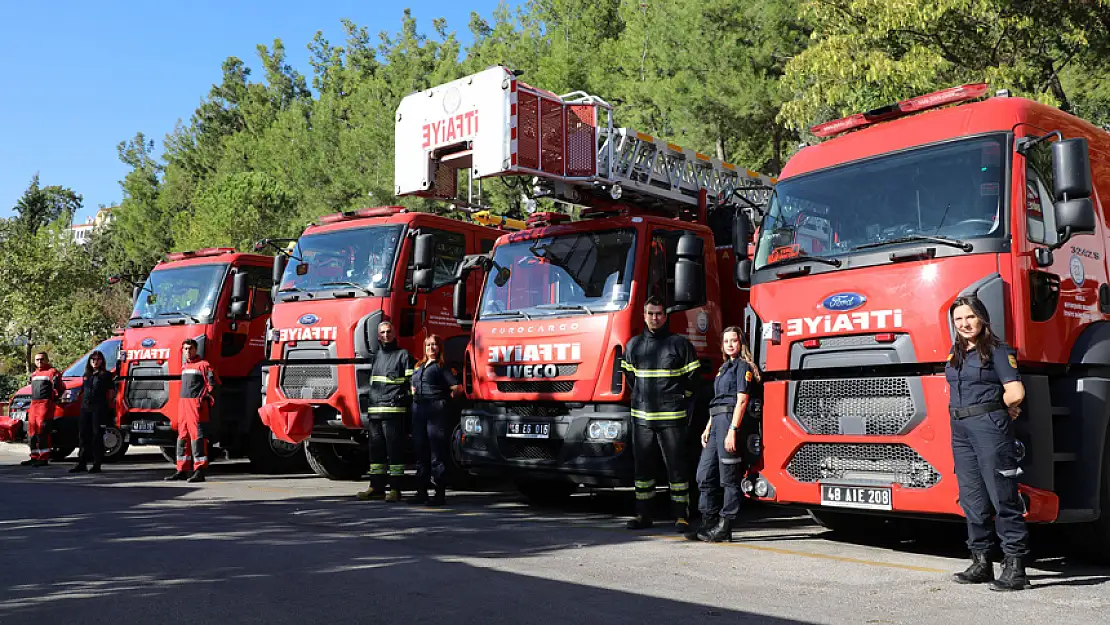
622, 297, 701, 531
357, 321, 415, 502
946, 295, 1030, 592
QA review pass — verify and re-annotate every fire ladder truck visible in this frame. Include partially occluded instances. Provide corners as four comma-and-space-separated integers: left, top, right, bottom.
393, 66, 773, 499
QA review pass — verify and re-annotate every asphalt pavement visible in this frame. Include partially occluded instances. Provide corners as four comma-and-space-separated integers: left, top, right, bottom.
1, 444, 1108, 625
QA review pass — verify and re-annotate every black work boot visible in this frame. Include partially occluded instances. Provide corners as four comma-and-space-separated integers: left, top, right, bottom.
87, 464, 102, 474
953, 551, 994, 584
428, 485, 446, 506
408, 489, 429, 505
69, 464, 88, 474
20, 458, 36, 466
698, 517, 734, 542
186, 468, 207, 483
686, 515, 718, 541
164, 471, 189, 481
626, 514, 654, 530
990, 556, 1030, 591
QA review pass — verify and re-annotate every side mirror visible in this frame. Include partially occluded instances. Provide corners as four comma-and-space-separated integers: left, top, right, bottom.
231, 272, 249, 303
1055, 198, 1096, 241
494, 266, 511, 288
733, 212, 751, 261
1052, 138, 1093, 200
735, 259, 753, 287
414, 268, 435, 291
413, 233, 435, 270
131, 286, 141, 305
272, 254, 288, 287
673, 234, 705, 307
230, 300, 248, 318
453, 279, 469, 322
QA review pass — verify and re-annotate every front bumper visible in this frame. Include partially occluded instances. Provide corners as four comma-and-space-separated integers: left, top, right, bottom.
457, 403, 633, 487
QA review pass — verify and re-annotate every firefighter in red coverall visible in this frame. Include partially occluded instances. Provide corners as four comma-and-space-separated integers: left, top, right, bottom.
165, 339, 219, 483
22, 352, 64, 467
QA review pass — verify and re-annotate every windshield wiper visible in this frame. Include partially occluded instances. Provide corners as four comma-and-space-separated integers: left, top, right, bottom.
278, 286, 313, 299
854, 235, 973, 253
157, 311, 201, 323
534, 303, 594, 315
483, 310, 533, 320
760, 254, 842, 272
319, 281, 372, 295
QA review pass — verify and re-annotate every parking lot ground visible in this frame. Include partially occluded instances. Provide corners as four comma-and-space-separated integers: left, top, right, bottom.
1, 444, 1108, 625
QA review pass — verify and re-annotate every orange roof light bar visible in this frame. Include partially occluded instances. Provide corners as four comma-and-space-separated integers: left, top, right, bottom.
317, 206, 406, 224
810, 83, 991, 139
165, 247, 236, 262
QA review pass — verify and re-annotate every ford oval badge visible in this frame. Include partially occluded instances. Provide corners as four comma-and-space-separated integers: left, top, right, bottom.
821, 292, 866, 312
141, 338, 156, 348
298, 314, 319, 325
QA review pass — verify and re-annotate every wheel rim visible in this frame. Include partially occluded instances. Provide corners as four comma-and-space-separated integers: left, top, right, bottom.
268, 432, 300, 458
103, 427, 123, 455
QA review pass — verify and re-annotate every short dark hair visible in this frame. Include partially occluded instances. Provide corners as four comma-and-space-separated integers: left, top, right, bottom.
34, 352, 48, 359
182, 339, 199, 349
644, 296, 665, 312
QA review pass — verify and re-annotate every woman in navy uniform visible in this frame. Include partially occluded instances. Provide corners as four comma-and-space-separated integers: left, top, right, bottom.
409, 334, 462, 506
688, 325, 761, 542
946, 295, 1029, 591
71, 350, 114, 474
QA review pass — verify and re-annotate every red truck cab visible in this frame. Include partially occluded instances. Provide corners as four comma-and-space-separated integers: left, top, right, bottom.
260, 207, 501, 480
737, 85, 1110, 558
116, 248, 300, 472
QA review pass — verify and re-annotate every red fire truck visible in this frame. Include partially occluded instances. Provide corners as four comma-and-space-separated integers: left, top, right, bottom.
393, 66, 772, 500
731, 84, 1110, 558
256, 208, 502, 480
116, 248, 302, 472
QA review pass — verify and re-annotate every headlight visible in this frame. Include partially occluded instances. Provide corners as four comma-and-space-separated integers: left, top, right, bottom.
586, 420, 621, 440
60, 389, 80, 405
462, 416, 482, 434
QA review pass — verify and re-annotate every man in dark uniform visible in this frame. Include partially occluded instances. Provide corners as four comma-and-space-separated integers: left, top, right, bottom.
166, 339, 219, 483
622, 297, 701, 531
357, 321, 415, 502
23, 352, 64, 467
947, 296, 1029, 591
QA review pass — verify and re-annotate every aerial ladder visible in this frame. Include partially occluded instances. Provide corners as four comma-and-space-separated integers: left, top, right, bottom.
394, 65, 774, 217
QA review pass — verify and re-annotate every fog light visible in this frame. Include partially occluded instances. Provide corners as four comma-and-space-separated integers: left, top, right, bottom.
754, 478, 770, 498
587, 420, 621, 440
463, 416, 482, 434
740, 478, 754, 495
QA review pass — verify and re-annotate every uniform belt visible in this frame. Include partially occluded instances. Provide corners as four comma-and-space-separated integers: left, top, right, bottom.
950, 402, 1005, 419
709, 405, 735, 416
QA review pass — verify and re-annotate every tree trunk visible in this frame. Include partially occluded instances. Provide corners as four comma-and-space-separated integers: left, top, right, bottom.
716, 135, 726, 162
771, 123, 783, 175
24, 328, 33, 374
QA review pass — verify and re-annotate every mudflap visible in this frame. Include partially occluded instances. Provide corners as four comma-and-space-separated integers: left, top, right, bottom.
0, 417, 23, 443
258, 401, 314, 444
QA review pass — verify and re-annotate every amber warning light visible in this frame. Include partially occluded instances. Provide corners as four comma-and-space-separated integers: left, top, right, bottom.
810, 83, 990, 138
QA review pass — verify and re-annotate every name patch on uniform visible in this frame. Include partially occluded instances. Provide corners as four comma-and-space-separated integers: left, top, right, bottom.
1008, 354, 1017, 368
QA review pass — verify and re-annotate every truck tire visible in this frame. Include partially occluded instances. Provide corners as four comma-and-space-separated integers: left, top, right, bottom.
304, 441, 369, 481
1083, 440, 1110, 563
445, 422, 481, 490
247, 424, 307, 474
517, 479, 578, 507
101, 426, 129, 463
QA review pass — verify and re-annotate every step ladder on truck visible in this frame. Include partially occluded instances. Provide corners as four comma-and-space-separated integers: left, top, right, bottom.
394, 65, 774, 503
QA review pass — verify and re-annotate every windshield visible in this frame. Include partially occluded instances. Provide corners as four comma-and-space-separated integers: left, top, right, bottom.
755, 135, 1007, 269
63, 339, 122, 377
478, 229, 637, 319
131, 265, 227, 322
280, 225, 403, 295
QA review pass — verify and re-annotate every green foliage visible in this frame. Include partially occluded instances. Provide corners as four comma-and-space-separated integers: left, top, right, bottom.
780, 0, 1110, 134
173, 171, 298, 251
12, 174, 82, 234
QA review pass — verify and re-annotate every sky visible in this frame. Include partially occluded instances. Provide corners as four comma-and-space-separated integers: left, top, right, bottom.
0, 0, 507, 224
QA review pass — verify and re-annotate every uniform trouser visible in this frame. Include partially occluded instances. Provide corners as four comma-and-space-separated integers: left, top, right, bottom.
632, 419, 689, 519
28, 401, 54, 460
176, 399, 209, 473
366, 417, 404, 490
951, 410, 1029, 557
78, 408, 107, 466
697, 413, 745, 520
412, 399, 449, 490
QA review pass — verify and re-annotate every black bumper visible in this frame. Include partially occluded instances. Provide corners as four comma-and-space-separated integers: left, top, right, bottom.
456, 403, 633, 488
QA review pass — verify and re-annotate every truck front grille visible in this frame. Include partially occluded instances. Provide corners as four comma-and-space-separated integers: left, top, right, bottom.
786, 443, 941, 488
496, 381, 575, 394
125, 362, 169, 409
280, 365, 337, 400
793, 377, 915, 436
501, 439, 562, 461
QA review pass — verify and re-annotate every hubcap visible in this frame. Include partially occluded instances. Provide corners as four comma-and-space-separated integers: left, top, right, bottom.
103, 427, 123, 454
